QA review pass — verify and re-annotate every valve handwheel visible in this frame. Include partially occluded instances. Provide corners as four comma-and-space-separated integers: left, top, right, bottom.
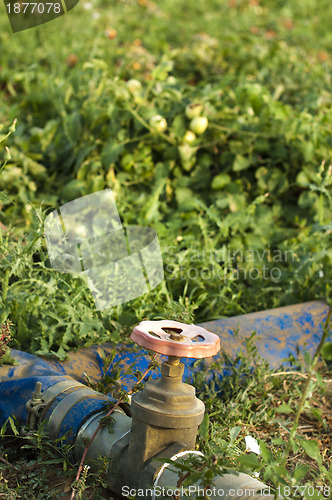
131, 320, 220, 358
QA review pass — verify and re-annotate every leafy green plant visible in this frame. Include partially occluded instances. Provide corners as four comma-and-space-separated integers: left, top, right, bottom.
0, 320, 14, 364
0, 419, 78, 499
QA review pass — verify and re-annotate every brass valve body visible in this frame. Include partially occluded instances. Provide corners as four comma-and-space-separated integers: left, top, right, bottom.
126, 358, 205, 482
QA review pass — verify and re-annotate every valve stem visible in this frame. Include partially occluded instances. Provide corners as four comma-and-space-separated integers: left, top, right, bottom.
167, 355, 180, 365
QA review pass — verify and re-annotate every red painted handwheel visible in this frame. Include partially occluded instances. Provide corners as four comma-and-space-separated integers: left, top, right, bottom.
130, 320, 220, 358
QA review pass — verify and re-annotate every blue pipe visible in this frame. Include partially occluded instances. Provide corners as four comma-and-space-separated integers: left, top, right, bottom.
0, 300, 330, 443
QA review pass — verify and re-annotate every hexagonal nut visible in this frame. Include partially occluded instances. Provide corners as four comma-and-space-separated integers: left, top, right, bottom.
161, 362, 184, 378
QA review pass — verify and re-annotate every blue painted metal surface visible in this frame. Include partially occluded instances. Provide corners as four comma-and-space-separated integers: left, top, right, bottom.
0, 301, 330, 440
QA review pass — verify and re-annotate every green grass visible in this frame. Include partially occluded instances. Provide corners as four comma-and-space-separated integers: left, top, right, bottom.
0, 0, 332, 497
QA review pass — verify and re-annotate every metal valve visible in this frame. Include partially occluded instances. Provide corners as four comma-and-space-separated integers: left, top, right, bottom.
122, 320, 221, 487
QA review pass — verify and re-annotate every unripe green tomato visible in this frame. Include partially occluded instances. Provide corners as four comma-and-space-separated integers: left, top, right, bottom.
178, 143, 195, 162
178, 144, 196, 171
134, 95, 144, 104
190, 116, 208, 135
183, 130, 196, 144
296, 171, 310, 184
149, 115, 167, 133
185, 103, 204, 119
321, 341, 332, 361
167, 76, 177, 84
121, 153, 134, 171
211, 173, 231, 190
126, 79, 142, 95
115, 87, 130, 100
